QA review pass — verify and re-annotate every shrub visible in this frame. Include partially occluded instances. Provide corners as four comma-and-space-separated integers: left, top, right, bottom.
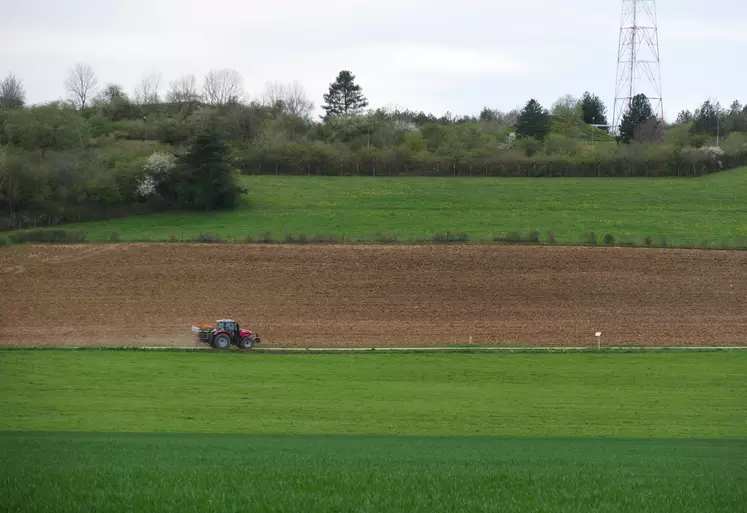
260, 232, 275, 243
376, 233, 397, 243
431, 232, 468, 243
528, 231, 540, 243
194, 233, 222, 243
138, 151, 176, 199
502, 231, 523, 243
644, 236, 653, 246
8, 229, 87, 244
603, 234, 616, 246
311, 234, 342, 243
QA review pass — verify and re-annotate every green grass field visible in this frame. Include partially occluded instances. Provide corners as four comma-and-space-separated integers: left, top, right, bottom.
2, 433, 744, 513
49, 167, 747, 246
1, 350, 745, 512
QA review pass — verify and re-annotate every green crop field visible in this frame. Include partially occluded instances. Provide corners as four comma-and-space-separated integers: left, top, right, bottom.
1, 350, 745, 512
38, 167, 747, 247
2, 433, 744, 513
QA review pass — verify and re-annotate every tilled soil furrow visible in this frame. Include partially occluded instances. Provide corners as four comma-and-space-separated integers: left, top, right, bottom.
1, 244, 744, 347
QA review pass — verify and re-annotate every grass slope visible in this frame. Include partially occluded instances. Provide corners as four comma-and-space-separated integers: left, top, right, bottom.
1, 351, 745, 438
1, 433, 744, 513
51, 167, 747, 245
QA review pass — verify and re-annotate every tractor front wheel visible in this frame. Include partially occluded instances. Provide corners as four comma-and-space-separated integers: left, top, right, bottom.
213, 333, 231, 350
238, 337, 254, 350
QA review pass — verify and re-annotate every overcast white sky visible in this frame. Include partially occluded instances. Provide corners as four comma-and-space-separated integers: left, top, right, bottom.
1, 0, 745, 121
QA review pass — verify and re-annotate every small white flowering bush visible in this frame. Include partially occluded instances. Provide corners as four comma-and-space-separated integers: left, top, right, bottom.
136, 175, 157, 197
701, 146, 724, 157
137, 152, 176, 198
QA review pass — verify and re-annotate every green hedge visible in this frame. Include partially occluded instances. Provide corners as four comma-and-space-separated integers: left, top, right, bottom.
235, 148, 747, 178
7, 229, 87, 244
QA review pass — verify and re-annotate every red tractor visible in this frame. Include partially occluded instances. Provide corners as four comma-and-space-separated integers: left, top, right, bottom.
192, 319, 261, 350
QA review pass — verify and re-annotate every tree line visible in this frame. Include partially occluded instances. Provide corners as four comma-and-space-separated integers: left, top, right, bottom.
1, 65, 746, 230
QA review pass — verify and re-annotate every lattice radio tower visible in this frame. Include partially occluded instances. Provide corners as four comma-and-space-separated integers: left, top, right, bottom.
612, 0, 664, 134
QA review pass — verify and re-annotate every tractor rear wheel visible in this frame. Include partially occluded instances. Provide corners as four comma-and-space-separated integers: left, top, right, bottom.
238, 337, 254, 350
213, 333, 231, 350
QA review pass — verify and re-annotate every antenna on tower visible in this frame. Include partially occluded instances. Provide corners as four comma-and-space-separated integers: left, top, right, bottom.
612, 0, 664, 134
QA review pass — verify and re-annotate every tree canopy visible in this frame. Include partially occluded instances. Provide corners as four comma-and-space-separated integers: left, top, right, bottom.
515, 99, 551, 140
691, 100, 721, 136
0, 74, 26, 110
580, 92, 608, 128
168, 127, 245, 210
618, 94, 660, 144
322, 71, 369, 119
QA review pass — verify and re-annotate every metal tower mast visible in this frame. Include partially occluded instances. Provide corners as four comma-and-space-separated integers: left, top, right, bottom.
612, 0, 664, 133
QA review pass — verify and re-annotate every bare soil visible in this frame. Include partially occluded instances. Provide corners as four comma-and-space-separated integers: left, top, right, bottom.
1, 243, 745, 347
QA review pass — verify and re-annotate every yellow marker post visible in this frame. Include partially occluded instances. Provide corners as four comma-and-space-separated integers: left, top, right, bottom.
469, 336, 473, 345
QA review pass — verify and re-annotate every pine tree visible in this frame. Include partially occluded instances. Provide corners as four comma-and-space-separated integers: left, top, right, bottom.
580, 92, 608, 128
618, 94, 659, 143
675, 110, 693, 125
728, 100, 742, 116
690, 100, 721, 136
167, 127, 245, 210
322, 70, 368, 120
515, 99, 551, 140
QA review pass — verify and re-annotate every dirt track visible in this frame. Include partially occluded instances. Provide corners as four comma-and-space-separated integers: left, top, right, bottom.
1, 244, 745, 347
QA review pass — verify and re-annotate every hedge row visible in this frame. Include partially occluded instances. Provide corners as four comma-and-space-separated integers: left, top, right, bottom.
4, 229, 745, 251
235, 150, 747, 178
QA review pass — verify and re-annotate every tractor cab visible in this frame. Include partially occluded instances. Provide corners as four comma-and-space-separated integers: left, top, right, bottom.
216, 319, 240, 338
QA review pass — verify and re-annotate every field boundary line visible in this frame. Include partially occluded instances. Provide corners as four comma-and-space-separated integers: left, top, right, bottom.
2, 345, 746, 353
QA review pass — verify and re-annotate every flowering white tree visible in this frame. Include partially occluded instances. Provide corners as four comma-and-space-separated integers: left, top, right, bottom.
136, 176, 157, 198
137, 152, 176, 198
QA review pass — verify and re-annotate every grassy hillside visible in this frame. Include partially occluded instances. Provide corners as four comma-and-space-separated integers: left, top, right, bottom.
1, 350, 745, 512
37, 167, 747, 246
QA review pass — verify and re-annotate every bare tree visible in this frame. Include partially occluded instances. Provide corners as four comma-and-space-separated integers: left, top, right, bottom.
203, 69, 244, 106
134, 72, 162, 105
261, 81, 314, 118
167, 74, 201, 104
261, 81, 285, 108
64, 64, 98, 109
0, 73, 26, 109
282, 81, 314, 118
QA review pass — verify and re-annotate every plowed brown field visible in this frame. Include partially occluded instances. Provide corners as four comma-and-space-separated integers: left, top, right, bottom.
1, 243, 745, 347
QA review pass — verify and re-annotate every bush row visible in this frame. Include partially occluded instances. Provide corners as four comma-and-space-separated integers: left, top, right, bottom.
235, 146, 747, 178
5, 229, 745, 251
4, 229, 87, 244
